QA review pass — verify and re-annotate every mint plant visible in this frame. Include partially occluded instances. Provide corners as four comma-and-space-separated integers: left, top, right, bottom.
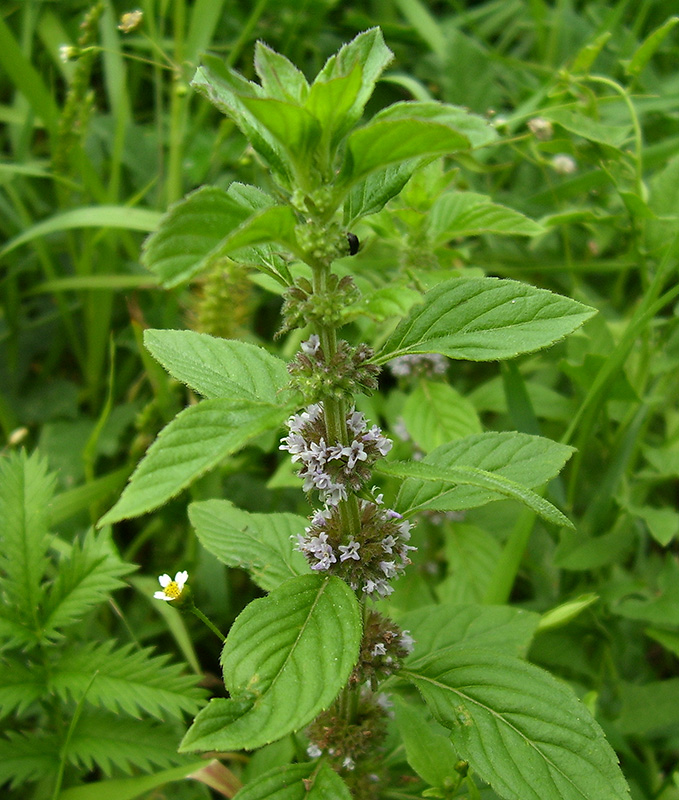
99, 29, 631, 800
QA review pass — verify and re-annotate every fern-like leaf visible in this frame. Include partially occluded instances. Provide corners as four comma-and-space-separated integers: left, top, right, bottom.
0, 657, 45, 718
0, 451, 54, 629
49, 640, 206, 720
40, 528, 134, 640
0, 730, 60, 789
66, 710, 190, 775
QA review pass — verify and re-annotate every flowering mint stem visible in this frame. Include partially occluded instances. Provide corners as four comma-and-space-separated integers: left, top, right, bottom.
190, 606, 227, 643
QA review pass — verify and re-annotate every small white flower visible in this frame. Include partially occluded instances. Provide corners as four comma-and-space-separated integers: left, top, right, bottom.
527, 117, 553, 140
118, 9, 143, 33
154, 570, 188, 601
59, 44, 78, 63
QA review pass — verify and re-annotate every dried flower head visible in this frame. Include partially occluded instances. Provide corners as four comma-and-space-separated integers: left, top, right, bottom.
118, 10, 143, 33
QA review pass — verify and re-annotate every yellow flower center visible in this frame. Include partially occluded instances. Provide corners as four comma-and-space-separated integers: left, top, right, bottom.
164, 581, 182, 599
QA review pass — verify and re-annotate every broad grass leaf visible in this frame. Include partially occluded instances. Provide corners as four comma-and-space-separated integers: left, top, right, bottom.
143, 329, 291, 402
405, 648, 631, 800
426, 191, 543, 245
180, 575, 361, 752
398, 603, 540, 666
393, 432, 574, 516
188, 499, 310, 591
402, 380, 482, 452
374, 277, 596, 363
98, 400, 290, 525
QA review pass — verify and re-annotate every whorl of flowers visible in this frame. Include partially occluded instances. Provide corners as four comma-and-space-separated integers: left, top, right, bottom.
294, 498, 416, 597
280, 402, 392, 507
387, 352, 448, 378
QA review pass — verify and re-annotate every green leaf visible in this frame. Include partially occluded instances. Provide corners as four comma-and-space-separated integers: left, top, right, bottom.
56, 760, 208, 800
402, 380, 482, 452
624, 17, 679, 77
0, 730, 60, 789
254, 41, 310, 103
180, 575, 362, 752
49, 641, 204, 720
379, 458, 572, 528
437, 523, 502, 603
188, 499, 310, 591
0, 206, 161, 258
0, 451, 54, 628
399, 603, 540, 666
617, 679, 679, 736
315, 27, 394, 135
426, 192, 543, 245
191, 57, 292, 185
339, 109, 470, 188
344, 159, 425, 225
235, 762, 352, 800
373, 277, 596, 363
41, 529, 133, 639
66, 711, 187, 775
405, 648, 631, 800
143, 329, 292, 402
306, 62, 364, 153
238, 96, 321, 168
393, 697, 459, 790
543, 108, 631, 148
374, 101, 497, 148
141, 184, 280, 287
390, 431, 574, 515
98, 399, 290, 525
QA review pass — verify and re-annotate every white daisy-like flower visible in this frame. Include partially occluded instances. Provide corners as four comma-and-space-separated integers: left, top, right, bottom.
154, 571, 188, 601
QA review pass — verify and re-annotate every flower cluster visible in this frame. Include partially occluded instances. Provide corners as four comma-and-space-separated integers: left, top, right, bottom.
387, 352, 448, 378
280, 403, 392, 506
288, 335, 380, 402
295, 497, 416, 598
350, 610, 415, 687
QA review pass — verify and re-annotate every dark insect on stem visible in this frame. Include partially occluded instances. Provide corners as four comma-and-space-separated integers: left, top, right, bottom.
347, 232, 360, 256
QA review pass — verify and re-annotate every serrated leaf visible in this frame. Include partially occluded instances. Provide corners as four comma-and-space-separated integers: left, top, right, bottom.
67, 711, 187, 775
143, 329, 292, 402
391, 431, 574, 517
141, 185, 266, 287
235, 762, 352, 800
191, 59, 291, 186
402, 380, 482, 452
180, 575, 361, 752
306, 62, 364, 153
426, 191, 543, 245
189, 499, 310, 591
399, 603, 540, 667
404, 647, 631, 800
340, 115, 469, 188
0, 730, 59, 789
315, 27, 394, 136
0, 451, 54, 627
41, 529, 133, 639
378, 459, 572, 528
254, 41, 310, 103
98, 399, 290, 525
50, 640, 204, 720
0, 659, 45, 717
374, 277, 596, 363
239, 95, 321, 168
344, 158, 425, 225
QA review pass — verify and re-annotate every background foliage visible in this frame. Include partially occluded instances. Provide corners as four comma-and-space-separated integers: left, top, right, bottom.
1, 1, 679, 798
